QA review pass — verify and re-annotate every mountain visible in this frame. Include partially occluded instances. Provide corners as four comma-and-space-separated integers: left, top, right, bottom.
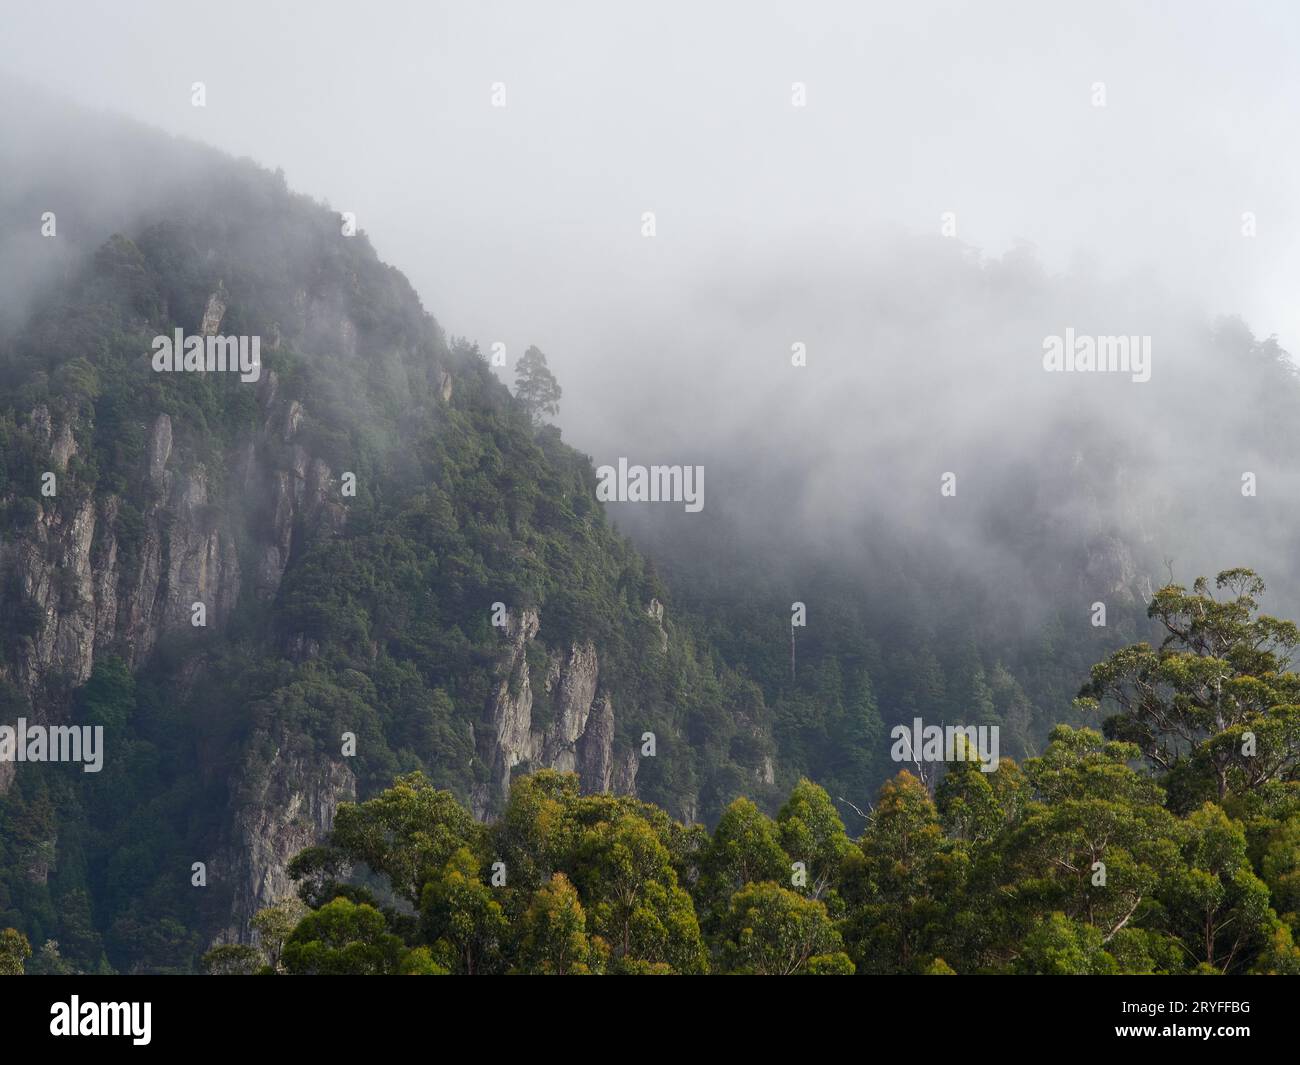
0, 96, 784, 971
3, 88, 1299, 975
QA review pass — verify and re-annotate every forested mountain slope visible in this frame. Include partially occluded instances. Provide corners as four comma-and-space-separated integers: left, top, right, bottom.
0, 111, 783, 971
1, 91, 1297, 975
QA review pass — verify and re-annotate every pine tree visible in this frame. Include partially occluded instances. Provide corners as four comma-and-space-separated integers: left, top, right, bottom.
513, 345, 562, 426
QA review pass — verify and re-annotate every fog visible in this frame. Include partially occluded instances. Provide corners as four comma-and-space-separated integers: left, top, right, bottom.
3, 0, 1300, 617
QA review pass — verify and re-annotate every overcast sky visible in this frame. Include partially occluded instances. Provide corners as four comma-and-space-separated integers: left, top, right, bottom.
2, 0, 1298, 453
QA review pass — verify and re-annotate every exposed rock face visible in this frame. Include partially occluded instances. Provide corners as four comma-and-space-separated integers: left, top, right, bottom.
147, 413, 172, 482
541, 643, 600, 770
612, 748, 640, 795
646, 598, 668, 651
0, 257, 625, 955
471, 608, 633, 817
291, 286, 360, 360
200, 287, 227, 336
218, 728, 356, 942
0, 390, 339, 722
1081, 533, 1143, 604
0, 205, 552, 963
577, 694, 617, 793
51, 421, 77, 470
9, 493, 102, 699
479, 607, 541, 799
0, 341, 348, 811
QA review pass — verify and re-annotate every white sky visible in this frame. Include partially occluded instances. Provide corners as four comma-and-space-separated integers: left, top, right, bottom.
3, 0, 1298, 433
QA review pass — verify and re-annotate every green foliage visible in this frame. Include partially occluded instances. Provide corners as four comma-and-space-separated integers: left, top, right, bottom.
282, 897, 408, 975
516, 873, 604, 974
513, 345, 562, 427
201, 943, 264, 976
1078, 568, 1300, 806
0, 927, 31, 975
697, 797, 788, 929
1015, 913, 1119, 975
272, 696, 1299, 976
0, 150, 864, 972
75, 657, 136, 730
843, 771, 965, 974
420, 847, 509, 974
250, 898, 309, 973
3, 122, 1297, 980
719, 881, 851, 974
330, 774, 480, 907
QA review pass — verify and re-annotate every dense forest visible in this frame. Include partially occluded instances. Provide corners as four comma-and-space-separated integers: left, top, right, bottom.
182, 568, 1300, 976
0, 92, 1297, 976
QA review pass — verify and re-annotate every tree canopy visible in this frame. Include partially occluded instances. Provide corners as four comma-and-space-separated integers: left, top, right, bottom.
513, 345, 562, 427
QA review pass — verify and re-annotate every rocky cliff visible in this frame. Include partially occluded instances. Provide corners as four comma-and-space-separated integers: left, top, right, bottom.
471, 607, 639, 818
0, 132, 742, 973
216, 725, 356, 944
0, 298, 347, 735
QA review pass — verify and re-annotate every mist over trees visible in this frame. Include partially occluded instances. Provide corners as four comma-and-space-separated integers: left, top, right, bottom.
513, 345, 562, 427
220, 567, 1300, 976
1, 4, 1299, 983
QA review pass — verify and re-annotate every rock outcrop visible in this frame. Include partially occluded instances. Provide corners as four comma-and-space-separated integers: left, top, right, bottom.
0, 376, 343, 733
199, 285, 227, 336
217, 727, 356, 943
0, 280, 364, 899
646, 597, 668, 651
471, 608, 634, 817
